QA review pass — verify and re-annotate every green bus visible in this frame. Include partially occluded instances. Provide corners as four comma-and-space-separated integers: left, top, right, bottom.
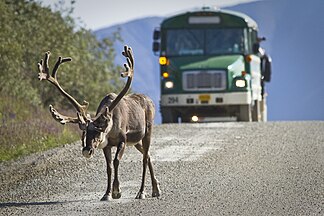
153, 6, 272, 123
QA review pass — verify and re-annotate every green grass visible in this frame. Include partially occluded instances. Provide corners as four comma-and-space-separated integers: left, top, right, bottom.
0, 95, 79, 162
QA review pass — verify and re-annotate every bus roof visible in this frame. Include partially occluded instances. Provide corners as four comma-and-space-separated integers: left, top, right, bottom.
161, 6, 258, 30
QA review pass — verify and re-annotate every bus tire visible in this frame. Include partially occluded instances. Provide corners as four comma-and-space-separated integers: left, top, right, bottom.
252, 100, 261, 122
260, 98, 267, 122
161, 108, 178, 123
238, 105, 252, 122
181, 115, 191, 123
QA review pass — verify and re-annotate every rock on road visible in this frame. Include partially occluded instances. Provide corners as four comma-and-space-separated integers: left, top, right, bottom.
0, 122, 323, 215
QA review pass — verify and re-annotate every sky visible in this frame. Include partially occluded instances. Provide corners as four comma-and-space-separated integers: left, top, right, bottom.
40, 0, 258, 30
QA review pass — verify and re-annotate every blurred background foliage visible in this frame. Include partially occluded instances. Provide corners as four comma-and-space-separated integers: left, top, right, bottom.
0, 0, 124, 161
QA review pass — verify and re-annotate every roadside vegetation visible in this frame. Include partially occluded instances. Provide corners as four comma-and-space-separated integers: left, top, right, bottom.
0, 0, 123, 161
0, 94, 79, 161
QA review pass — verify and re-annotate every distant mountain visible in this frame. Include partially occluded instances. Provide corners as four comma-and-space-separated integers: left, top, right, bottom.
95, 0, 324, 123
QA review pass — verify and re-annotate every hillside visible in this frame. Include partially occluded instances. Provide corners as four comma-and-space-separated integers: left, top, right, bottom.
95, 0, 324, 123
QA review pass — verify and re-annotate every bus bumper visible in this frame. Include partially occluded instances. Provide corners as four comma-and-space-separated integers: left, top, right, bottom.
161, 92, 252, 107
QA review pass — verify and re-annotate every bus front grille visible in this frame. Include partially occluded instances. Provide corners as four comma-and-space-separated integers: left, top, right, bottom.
183, 70, 226, 91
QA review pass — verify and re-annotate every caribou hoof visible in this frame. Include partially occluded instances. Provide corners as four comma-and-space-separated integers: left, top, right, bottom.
135, 191, 146, 199
112, 192, 122, 199
100, 194, 112, 201
152, 191, 160, 198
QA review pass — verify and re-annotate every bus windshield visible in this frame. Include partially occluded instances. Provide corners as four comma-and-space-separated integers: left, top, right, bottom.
166, 28, 245, 56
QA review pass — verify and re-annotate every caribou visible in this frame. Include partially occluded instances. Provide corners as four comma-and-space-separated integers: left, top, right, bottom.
37, 45, 160, 201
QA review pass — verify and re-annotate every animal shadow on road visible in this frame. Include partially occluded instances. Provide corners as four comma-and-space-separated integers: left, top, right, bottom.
0, 199, 92, 208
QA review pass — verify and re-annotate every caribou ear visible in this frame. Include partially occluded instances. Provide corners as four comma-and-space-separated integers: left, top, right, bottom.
97, 106, 111, 120
100, 107, 112, 126
103, 107, 110, 119
77, 112, 87, 130
93, 107, 111, 130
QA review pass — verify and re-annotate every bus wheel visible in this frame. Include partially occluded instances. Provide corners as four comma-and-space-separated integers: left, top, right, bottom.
252, 100, 261, 122
238, 105, 252, 122
260, 98, 267, 122
161, 108, 178, 123
181, 115, 191, 123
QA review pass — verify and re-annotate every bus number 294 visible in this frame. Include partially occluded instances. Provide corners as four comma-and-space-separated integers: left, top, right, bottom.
168, 96, 179, 104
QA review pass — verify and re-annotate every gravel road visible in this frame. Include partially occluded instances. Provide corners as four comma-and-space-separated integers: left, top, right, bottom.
0, 122, 323, 215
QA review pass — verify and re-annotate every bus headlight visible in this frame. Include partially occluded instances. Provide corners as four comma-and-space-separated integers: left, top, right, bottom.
165, 81, 174, 89
235, 79, 246, 88
191, 115, 199, 122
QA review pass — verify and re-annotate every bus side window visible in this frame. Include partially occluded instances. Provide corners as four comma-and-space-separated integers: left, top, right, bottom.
244, 28, 251, 54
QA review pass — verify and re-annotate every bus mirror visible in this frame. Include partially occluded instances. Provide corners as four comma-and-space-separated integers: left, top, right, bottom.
253, 37, 266, 54
153, 42, 160, 52
153, 29, 160, 40
258, 37, 266, 42
262, 54, 272, 82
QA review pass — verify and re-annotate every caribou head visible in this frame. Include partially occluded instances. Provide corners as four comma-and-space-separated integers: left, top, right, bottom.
80, 106, 113, 158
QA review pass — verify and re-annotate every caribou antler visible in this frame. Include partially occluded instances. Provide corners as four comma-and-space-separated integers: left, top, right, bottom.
108, 45, 134, 111
38, 51, 89, 126
49, 105, 79, 124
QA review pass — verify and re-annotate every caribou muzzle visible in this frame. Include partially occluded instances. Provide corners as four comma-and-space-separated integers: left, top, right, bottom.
82, 146, 94, 158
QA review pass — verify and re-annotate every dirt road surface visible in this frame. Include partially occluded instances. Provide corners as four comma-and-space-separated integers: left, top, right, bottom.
0, 122, 323, 215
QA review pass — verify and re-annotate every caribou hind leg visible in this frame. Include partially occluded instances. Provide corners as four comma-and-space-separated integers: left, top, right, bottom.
134, 142, 160, 199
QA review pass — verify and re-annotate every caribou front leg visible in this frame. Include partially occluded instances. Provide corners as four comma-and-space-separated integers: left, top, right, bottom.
101, 146, 113, 201
112, 141, 125, 199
